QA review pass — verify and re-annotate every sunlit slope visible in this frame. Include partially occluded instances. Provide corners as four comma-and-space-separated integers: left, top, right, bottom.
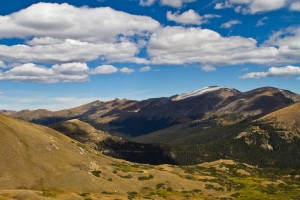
261, 102, 300, 134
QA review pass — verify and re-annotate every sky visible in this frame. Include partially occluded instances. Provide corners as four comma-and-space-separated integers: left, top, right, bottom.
0, 0, 299, 111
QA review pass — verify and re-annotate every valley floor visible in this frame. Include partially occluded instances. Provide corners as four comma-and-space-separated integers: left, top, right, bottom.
1, 160, 299, 200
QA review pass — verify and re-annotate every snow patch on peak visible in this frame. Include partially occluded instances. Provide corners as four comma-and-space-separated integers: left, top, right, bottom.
172, 86, 236, 101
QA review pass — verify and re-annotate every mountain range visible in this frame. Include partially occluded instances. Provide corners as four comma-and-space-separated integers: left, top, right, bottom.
4, 86, 300, 168
7, 86, 300, 137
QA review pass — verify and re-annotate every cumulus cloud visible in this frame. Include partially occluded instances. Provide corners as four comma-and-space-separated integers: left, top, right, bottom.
0, 63, 138, 83
0, 63, 90, 83
167, 10, 202, 25
0, 3, 160, 43
240, 66, 300, 79
120, 67, 135, 74
221, 20, 242, 28
0, 39, 147, 64
249, 0, 285, 14
148, 26, 290, 66
52, 63, 89, 75
290, 1, 300, 11
90, 65, 118, 74
140, 66, 152, 72
0, 3, 160, 66
167, 10, 220, 25
264, 27, 300, 62
215, 0, 286, 14
140, 0, 195, 8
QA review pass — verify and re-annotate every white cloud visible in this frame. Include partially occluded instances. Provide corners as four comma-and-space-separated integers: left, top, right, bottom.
139, 0, 195, 8
215, 2, 231, 9
0, 63, 89, 83
147, 26, 300, 66
264, 27, 300, 62
221, 20, 242, 28
161, 0, 196, 8
140, 66, 152, 72
26, 37, 63, 45
215, 0, 286, 14
290, 1, 300, 11
0, 3, 160, 43
166, 10, 220, 25
215, 0, 250, 10
0, 61, 6, 68
52, 63, 89, 75
240, 66, 300, 79
90, 65, 118, 74
0, 3, 160, 66
249, 0, 286, 14
167, 10, 202, 25
0, 39, 146, 64
0, 91, 5, 95
0, 62, 138, 83
256, 16, 268, 26
201, 65, 216, 72
120, 67, 135, 74
139, 0, 156, 6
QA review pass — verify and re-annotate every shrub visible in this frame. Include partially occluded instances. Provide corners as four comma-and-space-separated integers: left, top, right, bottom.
138, 174, 154, 181
91, 170, 101, 177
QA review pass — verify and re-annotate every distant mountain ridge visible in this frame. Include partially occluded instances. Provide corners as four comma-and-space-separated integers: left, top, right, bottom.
5, 86, 299, 138
171, 86, 240, 101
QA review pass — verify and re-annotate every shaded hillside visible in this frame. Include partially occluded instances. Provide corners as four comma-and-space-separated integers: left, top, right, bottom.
50, 119, 117, 149
51, 119, 176, 165
132, 102, 300, 168
51, 118, 300, 168
207, 87, 300, 124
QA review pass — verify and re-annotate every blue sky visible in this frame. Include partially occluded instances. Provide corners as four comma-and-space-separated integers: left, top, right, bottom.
0, 0, 299, 110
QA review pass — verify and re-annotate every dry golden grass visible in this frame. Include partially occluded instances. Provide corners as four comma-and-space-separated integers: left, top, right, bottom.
0, 114, 299, 199
262, 102, 300, 134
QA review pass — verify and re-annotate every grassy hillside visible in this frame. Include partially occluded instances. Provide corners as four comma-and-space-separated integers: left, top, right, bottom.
0, 114, 300, 199
261, 102, 300, 135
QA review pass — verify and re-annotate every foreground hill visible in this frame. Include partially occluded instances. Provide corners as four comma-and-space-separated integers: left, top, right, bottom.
0, 114, 132, 192
1, 114, 299, 199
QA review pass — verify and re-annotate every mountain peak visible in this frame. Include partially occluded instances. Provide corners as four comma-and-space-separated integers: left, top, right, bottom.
172, 86, 239, 101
